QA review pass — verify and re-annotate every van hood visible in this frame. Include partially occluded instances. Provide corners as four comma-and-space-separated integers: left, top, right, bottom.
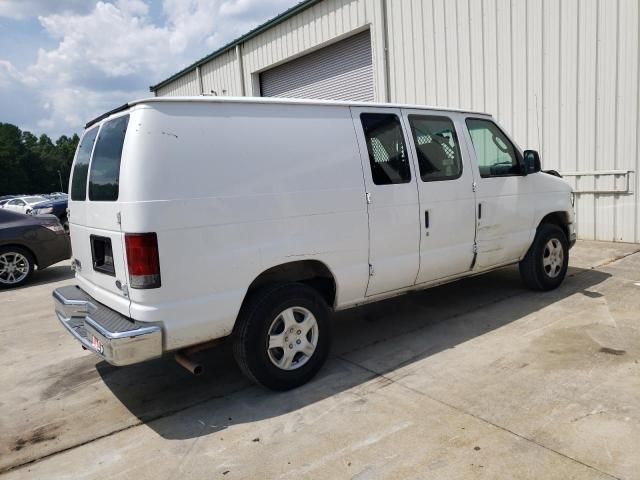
539, 171, 573, 193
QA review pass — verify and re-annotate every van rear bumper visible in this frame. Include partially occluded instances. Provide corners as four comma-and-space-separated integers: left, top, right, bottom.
53, 285, 162, 366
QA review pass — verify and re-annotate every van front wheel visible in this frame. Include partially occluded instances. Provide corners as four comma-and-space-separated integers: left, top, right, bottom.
519, 223, 569, 291
233, 282, 331, 390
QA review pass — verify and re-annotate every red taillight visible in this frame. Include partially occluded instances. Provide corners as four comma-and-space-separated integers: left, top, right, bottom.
125, 233, 161, 289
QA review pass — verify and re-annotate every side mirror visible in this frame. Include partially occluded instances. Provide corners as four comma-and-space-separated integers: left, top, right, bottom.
523, 150, 541, 174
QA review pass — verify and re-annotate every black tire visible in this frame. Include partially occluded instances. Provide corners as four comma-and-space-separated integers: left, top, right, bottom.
519, 223, 569, 291
0, 246, 35, 289
233, 282, 332, 391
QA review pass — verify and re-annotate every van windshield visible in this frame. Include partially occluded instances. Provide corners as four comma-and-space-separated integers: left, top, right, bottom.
88, 115, 129, 201
70, 127, 99, 201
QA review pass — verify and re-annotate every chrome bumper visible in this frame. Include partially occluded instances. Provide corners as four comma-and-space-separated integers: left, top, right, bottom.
53, 286, 162, 366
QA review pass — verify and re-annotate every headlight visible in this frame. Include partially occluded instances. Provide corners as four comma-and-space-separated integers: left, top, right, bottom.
33, 207, 54, 215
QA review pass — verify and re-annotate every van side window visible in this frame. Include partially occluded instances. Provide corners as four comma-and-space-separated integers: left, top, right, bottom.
70, 127, 99, 201
360, 113, 411, 185
408, 115, 462, 182
466, 118, 521, 177
88, 115, 129, 201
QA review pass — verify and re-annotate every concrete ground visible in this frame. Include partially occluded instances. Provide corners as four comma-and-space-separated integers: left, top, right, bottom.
1, 240, 639, 480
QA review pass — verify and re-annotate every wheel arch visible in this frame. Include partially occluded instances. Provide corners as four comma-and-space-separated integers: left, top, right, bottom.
538, 211, 570, 240
243, 260, 337, 309
0, 243, 39, 267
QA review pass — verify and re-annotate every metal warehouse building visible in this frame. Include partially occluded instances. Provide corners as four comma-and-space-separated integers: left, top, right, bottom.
150, 0, 639, 243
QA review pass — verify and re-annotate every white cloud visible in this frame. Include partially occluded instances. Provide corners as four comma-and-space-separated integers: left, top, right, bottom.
0, 59, 23, 87
0, 0, 295, 138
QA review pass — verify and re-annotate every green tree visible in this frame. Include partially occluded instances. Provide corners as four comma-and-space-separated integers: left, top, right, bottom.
0, 123, 79, 196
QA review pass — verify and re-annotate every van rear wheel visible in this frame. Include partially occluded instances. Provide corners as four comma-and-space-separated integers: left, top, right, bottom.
232, 282, 331, 390
519, 223, 569, 291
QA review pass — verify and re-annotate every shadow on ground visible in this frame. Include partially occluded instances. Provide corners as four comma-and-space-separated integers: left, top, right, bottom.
96, 264, 610, 441
25, 264, 74, 289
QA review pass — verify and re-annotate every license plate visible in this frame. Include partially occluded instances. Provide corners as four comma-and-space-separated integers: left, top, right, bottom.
91, 335, 104, 354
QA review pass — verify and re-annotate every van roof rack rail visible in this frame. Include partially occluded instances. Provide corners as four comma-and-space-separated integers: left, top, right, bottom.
85, 103, 129, 129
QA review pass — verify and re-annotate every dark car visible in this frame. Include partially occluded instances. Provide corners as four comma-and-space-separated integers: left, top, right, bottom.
30, 197, 69, 232
0, 209, 71, 288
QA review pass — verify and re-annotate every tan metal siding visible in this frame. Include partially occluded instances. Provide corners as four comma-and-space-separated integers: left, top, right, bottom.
200, 49, 241, 96
155, 69, 200, 96
386, 0, 639, 242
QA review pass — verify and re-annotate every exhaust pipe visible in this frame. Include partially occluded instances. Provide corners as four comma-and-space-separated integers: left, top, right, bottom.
175, 352, 202, 376
174, 339, 224, 375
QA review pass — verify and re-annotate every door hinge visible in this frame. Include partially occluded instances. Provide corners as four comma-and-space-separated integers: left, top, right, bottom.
472, 242, 478, 254
472, 181, 478, 192
116, 212, 121, 225
366, 192, 372, 204
369, 264, 375, 276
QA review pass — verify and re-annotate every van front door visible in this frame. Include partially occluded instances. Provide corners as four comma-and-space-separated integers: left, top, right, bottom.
463, 117, 534, 267
402, 111, 477, 284
351, 107, 420, 297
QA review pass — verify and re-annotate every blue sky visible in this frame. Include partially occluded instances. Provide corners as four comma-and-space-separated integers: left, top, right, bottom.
0, 0, 294, 138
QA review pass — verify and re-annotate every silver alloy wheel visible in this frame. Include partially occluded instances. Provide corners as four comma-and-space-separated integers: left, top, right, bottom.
0, 252, 30, 285
266, 306, 319, 371
542, 238, 564, 278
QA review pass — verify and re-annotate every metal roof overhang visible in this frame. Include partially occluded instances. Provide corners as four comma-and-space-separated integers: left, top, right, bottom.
149, 0, 322, 92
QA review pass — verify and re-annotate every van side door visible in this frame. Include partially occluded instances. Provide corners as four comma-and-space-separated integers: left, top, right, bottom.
462, 116, 534, 267
351, 107, 421, 297
402, 110, 477, 283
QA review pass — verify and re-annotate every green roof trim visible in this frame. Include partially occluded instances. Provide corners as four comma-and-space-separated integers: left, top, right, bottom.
149, 0, 322, 92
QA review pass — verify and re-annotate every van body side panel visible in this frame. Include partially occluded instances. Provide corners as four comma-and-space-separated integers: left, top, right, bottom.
523, 173, 575, 252
119, 103, 369, 350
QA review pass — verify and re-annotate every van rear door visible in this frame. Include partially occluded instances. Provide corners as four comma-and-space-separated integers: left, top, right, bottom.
351, 107, 421, 296
68, 114, 131, 316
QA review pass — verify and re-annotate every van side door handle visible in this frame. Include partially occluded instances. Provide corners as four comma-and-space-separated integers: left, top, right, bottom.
478, 203, 482, 219
425, 210, 429, 229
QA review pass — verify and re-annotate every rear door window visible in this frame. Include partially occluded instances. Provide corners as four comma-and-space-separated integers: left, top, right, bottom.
360, 113, 411, 185
408, 115, 463, 182
70, 127, 99, 201
88, 115, 129, 201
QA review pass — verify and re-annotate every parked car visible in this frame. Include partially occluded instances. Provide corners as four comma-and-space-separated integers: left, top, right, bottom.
2, 196, 48, 214
54, 97, 576, 390
0, 209, 71, 288
31, 197, 69, 232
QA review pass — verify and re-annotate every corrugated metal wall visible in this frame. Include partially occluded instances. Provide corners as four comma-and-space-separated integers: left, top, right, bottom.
201, 49, 242, 96
386, 0, 639, 242
154, 0, 639, 243
155, 68, 200, 96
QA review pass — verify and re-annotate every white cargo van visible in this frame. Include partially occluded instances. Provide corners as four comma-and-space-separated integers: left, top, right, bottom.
54, 97, 575, 390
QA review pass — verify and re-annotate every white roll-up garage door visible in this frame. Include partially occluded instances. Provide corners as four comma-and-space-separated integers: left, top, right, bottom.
260, 30, 373, 101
